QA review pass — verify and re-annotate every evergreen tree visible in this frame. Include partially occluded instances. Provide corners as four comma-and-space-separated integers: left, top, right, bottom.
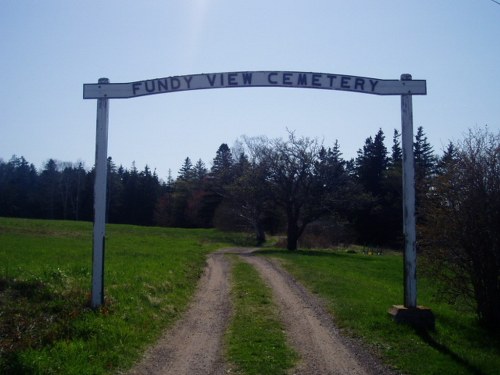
312, 142, 356, 244
120, 162, 140, 224
436, 141, 457, 176
383, 129, 404, 248
39, 159, 60, 219
211, 143, 233, 185
390, 129, 402, 168
193, 159, 208, 183
178, 157, 194, 181
413, 126, 437, 218
59, 161, 87, 220
166, 169, 174, 190
0, 156, 39, 218
137, 165, 161, 226
414, 126, 436, 182
353, 129, 395, 245
106, 158, 124, 223
355, 128, 388, 197
315, 142, 347, 201
79, 167, 95, 221
232, 152, 250, 180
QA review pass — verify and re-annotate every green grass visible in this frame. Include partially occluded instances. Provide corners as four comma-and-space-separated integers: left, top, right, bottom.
225, 256, 297, 374
3, 218, 499, 374
261, 248, 500, 375
0, 217, 245, 374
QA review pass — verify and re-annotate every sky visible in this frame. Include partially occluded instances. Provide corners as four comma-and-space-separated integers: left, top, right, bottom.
1, 0, 499, 181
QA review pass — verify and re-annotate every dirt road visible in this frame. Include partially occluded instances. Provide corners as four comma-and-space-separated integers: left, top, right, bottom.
128, 248, 393, 375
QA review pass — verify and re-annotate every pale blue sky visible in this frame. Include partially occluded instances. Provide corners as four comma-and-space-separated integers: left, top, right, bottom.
1, 0, 499, 180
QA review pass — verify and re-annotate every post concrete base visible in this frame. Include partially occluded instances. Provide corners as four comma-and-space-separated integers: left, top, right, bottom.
388, 305, 435, 330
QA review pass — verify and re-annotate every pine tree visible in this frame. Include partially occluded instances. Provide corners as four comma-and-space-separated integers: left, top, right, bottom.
355, 128, 388, 197
178, 157, 194, 181
193, 159, 208, 182
354, 129, 403, 246
390, 129, 402, 167
137, 165, 161, 226
39, 159, 60, 219
120, 162, 140, 224
414, 126, 436, 182
413, 126, 437, 218
232, 152, 250, 179
315, 141, 346, 193
436, 141, 457, 176
106, 157, 123, 223
382, 130, 404, 247
211, 143, 233, 186
0, 156, 39, 218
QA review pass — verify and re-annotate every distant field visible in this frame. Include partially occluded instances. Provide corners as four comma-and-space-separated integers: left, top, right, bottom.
263, 249, 500, 375
0, 217, 244, 374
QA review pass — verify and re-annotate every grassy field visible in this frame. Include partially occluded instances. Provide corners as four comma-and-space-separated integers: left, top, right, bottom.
261, 248, 500, 375
2, 218, 499, 374
0, 217, 245, 374
225, 256, 297, 374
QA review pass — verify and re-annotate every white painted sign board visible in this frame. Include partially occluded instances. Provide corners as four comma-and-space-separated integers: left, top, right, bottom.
84, 71, 426, 99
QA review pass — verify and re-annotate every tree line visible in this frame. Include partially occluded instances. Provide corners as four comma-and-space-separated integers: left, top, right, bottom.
1, 125, 499, 330
0, 126, 437, 249
0, 157, 161, 226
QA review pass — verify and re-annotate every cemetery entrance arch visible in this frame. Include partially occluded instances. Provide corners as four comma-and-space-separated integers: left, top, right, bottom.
83, 71, 427, 315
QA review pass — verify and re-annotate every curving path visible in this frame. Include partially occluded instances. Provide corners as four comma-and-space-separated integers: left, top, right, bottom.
127, 248, 394, 375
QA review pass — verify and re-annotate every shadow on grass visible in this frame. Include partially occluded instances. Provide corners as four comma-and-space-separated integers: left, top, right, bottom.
415, 328, 488, 375
252, 249, 383, 263
252, 249, 342, 257
0, 277, 89, 374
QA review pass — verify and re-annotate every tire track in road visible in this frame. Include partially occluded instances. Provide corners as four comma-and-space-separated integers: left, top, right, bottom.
127, 252, 231, 375
240, 253, 372, 375
128, 248, 393, 375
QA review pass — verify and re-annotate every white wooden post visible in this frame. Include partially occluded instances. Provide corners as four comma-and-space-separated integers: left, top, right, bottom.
91, 78, 109, 309
400, 74, 417, 308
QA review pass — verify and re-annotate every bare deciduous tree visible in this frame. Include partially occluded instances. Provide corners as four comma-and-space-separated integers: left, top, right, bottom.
421, 127, 500, 331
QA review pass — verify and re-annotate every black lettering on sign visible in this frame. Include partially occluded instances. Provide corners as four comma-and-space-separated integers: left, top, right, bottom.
132, 82, 142, 95
340, 76, 351, 89
171, 77, 181, 90
242, 72, 253, 84
206, 74, 217, 86
312, 74, 322, 87
228, 72, 238, 86
354, 78, 365, 91
327, 75, 337, 87
157, 78, 169, 92
93, 71, 417, 99
283, 72, 293, 85
268, 72, 278, 84
297, 73, 307, 85
145, 80, 156, 93
184, 76, 193, 89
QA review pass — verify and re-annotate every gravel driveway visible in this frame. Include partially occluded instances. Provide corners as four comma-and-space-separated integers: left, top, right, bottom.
127, 248, 395, 375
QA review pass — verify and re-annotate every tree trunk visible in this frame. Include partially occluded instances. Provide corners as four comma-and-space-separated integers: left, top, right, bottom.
473, 263, 500, 333
287, 220, 299, 250
254, 221, 266, 245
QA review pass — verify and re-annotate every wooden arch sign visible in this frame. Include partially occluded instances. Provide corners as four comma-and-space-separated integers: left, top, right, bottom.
83, 71, 426, 321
